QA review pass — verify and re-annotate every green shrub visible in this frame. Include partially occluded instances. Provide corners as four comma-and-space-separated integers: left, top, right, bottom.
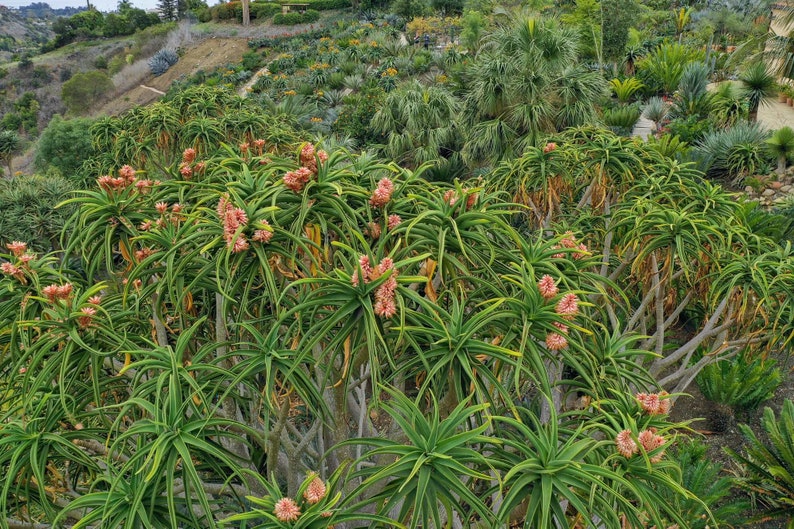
0, 172, 77, 252
727, 400, 794, 526
61, 70, 114, 115
696, 349, 782, 418
35, 115, 96, 183
241, 50, 265, 71
301, 0, 351, 9
272, 9, 320, 24
250, 1, 282, 18
666, 114, 713, 144
212, 1, 238, 19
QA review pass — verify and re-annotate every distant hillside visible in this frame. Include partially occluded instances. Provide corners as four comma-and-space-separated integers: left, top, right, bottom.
0, 6, 54, 56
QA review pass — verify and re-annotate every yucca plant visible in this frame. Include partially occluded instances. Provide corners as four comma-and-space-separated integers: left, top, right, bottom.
727, 400, 794, 528
642, 95, 669, 132
766, 125, 794, 175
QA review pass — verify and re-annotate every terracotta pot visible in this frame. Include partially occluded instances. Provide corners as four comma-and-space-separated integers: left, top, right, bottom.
788, 98, 794, 106
780, 92, 788, 103
771, 181, 784, 190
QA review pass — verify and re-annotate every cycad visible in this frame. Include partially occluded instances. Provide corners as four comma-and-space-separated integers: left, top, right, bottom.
726, 400, 794, 528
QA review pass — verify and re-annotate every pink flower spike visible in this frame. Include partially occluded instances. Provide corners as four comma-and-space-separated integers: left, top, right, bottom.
6, 241, 27, 256
78, 306, 97, 328
370, 178, 394, 207
42, 284, 59, 302
88, 295, 102, 305
118, 165, 136, 183
304, 475, 327, 504
1, 262, 21, 275
387, 214, 402, 230
253, 229, 273, 243
556, 293, 579, 320
545, 332, 568, 350
56, 283, 73, 299
537, 275, 558, 300
155, 202, 169, 214
615, 430, 638, 457
273, 497, 301, 522
182, 148, 196, 164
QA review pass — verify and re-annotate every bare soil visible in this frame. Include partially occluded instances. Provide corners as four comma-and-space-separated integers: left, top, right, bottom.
95, 37, 251, 116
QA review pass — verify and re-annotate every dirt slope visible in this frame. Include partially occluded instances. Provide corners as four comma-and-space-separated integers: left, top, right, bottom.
97, 37, 250, 115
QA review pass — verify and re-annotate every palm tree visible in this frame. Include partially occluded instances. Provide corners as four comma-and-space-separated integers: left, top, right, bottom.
460, 16, 608, 166
370, 80, 462, 168
766, 126, 794, 175
739, 62, 776, 123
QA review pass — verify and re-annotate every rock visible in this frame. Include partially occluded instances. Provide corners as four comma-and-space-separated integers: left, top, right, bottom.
745, 186, 754, 194
782, 185, 793, 193
762, 188, 777, 197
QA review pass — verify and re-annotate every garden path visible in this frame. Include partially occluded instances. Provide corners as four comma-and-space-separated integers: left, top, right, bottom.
757, 96, 794, 130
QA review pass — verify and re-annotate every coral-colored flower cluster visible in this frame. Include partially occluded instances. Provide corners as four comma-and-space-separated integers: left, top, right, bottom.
370, 177, 394, 208
352, 255, 399, 318
1, 241, 35, 282
272, 473, 328, 522
536, 275, 579, 351
299, 143, 328, 175
217, 195, 250, 253
303, 474, 327, 504
615, 428, 666, 463
442, 188, 478, 210
284, 167, 314, 192
614, 392, 673, 461
551, 231, 588, 260
366, 214, 402, 240
636, 391, 672, 415
274, 497, 301, 522
77, 306, 97, 329
42, 283, 73, 303
543, 142, 557, 154
252, 221, 273, 243
179, 148, 206, 180
537, 275, 558, 300
97, 165, 137, 194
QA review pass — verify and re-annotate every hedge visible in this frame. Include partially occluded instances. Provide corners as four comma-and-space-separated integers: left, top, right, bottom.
272, 9, 320, 24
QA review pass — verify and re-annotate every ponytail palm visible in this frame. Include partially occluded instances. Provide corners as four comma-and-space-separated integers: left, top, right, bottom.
461, 16, 608, 166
